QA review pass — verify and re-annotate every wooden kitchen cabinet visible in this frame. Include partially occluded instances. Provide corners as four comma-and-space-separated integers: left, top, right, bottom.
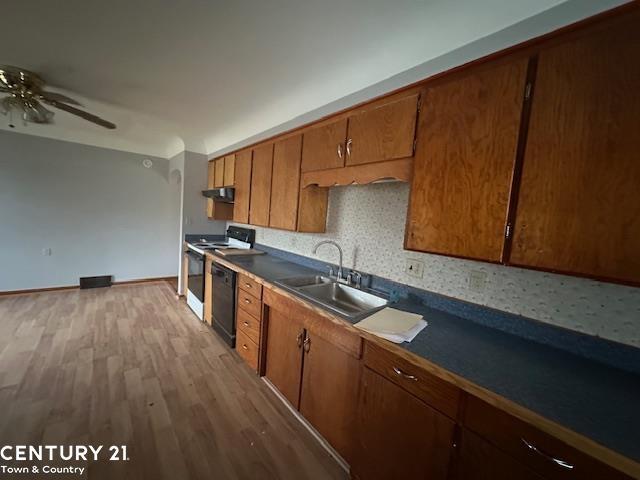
264, 306, 304, 408
249, 143, 274, 227
352, 366, 456, 480
301, 118, 348, 172
223, 154, 235, 186
453, 429, 545, 480
508, 13, 640, 284
269, 134, 329, 232
299, 325, 361, 463
214, 158, 225, 187
405, 57, 528, 262
233, 150, 252, 224
345, 94, 419, 166
269, 135, 303, 231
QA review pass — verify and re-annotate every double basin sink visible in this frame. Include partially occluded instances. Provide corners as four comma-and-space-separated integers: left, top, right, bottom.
275, 275, 388, 321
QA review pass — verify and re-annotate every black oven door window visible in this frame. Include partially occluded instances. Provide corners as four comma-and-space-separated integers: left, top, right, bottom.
187, 251, 205, 302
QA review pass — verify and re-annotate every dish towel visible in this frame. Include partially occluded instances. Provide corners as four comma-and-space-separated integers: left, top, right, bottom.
355, 307, 428, 344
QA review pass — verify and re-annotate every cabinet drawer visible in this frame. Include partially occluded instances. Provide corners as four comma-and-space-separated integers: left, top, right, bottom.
463, 396, 632, 480
237, 308, 260, 344
236, 330, 258, 371
237, 289, 262, 319
238, 273, 262, 300
363, 341, 460, 418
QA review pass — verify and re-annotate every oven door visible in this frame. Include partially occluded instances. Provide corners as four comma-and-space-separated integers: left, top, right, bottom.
186, 250, 205, 302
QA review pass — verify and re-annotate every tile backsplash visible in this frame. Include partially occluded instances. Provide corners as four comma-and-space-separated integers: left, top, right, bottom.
230, 182, 640, 348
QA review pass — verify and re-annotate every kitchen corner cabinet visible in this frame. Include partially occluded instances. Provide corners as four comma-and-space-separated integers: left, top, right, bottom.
262, 289, 361, 463
405, 57, 528, 262
249, 143, 274, 226
232, 150, 252, 223
509, 14, 640, 284
270, 134, 329, 232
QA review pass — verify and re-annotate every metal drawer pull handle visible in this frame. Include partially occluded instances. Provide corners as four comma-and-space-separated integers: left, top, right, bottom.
346, 138, 352, 156
245, 283, 252, 288
303, 337, 311, 353
393, 367, 418, 381
296, 332, 304, 348
243, 321, 249, 327
242, 344, 248, 350
337, 144, 343, 158
244, 299, 251, 304
521, 438, 574, 470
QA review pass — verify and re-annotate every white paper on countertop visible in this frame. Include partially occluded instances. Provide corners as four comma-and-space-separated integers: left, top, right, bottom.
354, 307, 428, 343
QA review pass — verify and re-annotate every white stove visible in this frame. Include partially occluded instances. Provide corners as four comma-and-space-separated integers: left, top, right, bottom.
185, 226, 255, 321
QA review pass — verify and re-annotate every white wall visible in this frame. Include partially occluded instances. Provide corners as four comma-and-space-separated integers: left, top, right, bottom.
230, 182, 640, 348
0, 130, 182, 291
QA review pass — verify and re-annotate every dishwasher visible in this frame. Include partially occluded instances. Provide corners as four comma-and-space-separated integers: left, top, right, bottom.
212, 262, 237, 347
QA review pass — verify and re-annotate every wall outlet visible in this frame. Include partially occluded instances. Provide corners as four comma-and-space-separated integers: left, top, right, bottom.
468, 270, 487, 292
405, 259, 424, 279
42, 248, 52, 256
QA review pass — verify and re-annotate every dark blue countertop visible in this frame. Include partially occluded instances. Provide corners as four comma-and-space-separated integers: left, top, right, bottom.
212, 251, 640, 464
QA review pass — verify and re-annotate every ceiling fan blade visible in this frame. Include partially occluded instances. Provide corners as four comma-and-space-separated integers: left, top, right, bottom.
44, 99, 116, 129
39, 91, 83, 106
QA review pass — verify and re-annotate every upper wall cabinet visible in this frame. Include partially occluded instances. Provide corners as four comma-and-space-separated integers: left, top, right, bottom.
270, 135, 303, 231
301, 118, 348, 172
249, 143, 274, 227
233, 150, 252, 224
206, 160, 233, 220
345, 94, 419, 166
405, 58, 528, 262
223, 154, 235, 186
214, 157, 225, 187
509, 13, 640, 284
270, 134, 329, 233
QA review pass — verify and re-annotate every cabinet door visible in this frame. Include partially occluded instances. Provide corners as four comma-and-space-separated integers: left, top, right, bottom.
299, 331, 361, 463
510, 15, 640, 284
454, 430, 544, 480
264, 307, 304, 408
406, 58, 528, 261
352, 367, 456, 480
345, 94, 418, 166
223, 154, 235, 186
214, 158, 225, 187
233, 150, 252, 224
207, 160, 215, 189
301, 118, 348, 172
269, 135, 302, 231
249, 144, 274, 226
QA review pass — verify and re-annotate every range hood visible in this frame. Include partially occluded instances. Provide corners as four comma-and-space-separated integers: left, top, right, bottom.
202, 187, 235, 203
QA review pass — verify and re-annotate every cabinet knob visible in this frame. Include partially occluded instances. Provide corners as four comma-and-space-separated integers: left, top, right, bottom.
242, 344, 248, 350
243, 321, 249, 327
244, 283, 252, 288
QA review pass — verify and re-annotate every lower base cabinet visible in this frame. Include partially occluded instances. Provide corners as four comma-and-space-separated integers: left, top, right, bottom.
351, 367, 456, 480
453, 429, 544, 480
262, 289, 361, 463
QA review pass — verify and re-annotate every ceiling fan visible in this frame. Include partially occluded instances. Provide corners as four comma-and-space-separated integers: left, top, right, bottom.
0, 65, 116, 129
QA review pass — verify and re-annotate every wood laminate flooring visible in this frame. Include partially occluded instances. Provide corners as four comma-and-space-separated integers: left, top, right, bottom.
0, 282, 347, 480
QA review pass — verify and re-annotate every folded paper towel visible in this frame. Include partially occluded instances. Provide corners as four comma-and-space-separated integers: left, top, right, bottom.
354, 307, 427, 344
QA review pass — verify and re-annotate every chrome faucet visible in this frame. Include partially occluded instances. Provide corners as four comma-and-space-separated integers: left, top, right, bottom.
312, 240, 344, 282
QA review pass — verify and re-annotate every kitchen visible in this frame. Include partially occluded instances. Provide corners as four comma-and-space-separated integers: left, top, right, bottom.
1, 1, 639, 479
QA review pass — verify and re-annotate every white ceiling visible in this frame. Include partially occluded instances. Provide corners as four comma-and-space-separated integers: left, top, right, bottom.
0, 0, 627, 158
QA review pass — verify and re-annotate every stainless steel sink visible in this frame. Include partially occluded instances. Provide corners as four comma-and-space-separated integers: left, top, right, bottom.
276, 276, 388, 320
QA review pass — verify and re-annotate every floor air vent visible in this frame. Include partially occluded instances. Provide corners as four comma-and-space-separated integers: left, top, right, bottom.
79, 275, 113, 289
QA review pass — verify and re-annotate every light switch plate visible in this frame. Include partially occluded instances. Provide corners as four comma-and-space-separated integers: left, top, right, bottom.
405, 259, 424, 279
